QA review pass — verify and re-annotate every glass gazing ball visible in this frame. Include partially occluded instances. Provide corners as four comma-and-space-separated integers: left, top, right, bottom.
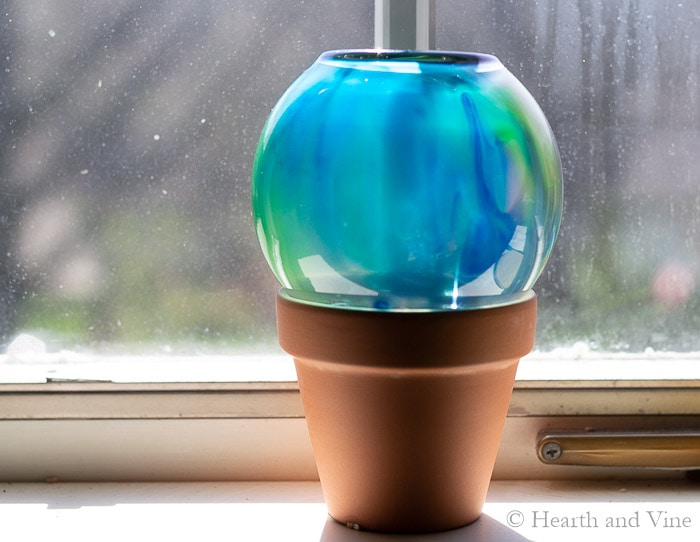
252, 51, 562, 310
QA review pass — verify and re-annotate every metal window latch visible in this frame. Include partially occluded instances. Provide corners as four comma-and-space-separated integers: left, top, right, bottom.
537, 431, 700, 469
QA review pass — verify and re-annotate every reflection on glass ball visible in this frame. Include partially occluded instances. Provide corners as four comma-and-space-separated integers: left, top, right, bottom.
252, 51, 562, 310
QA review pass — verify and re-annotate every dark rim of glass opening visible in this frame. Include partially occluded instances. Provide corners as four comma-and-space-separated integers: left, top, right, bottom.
321, 49, 499, 67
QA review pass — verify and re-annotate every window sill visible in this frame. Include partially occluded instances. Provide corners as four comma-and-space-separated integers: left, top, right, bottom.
0, 353, 699, 482
2, 349, 699, 385
2, 479, 698, 541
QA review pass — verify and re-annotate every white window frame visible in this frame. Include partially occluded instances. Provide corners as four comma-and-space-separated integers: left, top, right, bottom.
0, 353, 698, 482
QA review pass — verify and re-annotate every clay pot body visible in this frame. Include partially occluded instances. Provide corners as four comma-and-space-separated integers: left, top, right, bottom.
277, 290, 537, 533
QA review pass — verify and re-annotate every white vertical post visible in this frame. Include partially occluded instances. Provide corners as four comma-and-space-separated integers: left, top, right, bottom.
374, 0, 436, 50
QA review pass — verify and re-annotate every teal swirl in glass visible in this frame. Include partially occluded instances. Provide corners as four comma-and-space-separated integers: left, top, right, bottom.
252, 51, 562, 310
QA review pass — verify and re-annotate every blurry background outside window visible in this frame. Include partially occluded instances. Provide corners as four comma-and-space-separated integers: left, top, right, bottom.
1, 1, 699, 354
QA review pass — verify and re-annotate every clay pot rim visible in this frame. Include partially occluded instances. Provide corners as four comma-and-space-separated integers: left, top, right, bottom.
276, 289, 537, 368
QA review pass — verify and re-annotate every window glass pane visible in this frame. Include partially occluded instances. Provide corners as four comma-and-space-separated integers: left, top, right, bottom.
4, 1, 699, 357
0, 1, 373, 353
438, 1, 700, 351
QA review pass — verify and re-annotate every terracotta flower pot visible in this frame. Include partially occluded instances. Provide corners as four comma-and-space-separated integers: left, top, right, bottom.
277, 289, 537, 533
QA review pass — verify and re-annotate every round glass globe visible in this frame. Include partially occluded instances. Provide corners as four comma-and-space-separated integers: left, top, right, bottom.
252, 50, 562, 310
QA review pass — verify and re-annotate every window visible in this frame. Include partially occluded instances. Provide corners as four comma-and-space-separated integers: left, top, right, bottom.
439, 0, 700, 352
1, 1, 373, 353
1, 1, 699, 482
3, 1, 700, 354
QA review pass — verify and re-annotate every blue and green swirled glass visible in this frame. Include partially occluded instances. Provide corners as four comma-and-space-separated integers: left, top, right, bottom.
252, 51, 562, 310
